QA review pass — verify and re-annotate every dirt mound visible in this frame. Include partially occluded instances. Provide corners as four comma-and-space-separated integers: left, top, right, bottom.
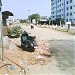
4, 38, 51, 66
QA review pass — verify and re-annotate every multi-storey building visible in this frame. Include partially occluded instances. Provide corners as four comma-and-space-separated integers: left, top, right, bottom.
51, 0, 75, 24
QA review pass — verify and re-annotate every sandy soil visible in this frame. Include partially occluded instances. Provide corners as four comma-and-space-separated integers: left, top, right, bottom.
0, 24, 74, 75
0, 37, 51, 75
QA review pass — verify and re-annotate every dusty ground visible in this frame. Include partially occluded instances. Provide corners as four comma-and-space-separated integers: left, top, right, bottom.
0, 37, 51, 75
0, 24, 74, 75
7, 37, 51, 65
20, 24, 74, 75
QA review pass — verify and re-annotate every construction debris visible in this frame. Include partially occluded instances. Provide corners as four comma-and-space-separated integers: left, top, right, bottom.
0, 37, 51, 74
7, 38, 51, 65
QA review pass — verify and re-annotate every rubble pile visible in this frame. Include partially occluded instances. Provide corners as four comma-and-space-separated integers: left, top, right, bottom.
36, 38, 51, 56
4, 38, 51, 66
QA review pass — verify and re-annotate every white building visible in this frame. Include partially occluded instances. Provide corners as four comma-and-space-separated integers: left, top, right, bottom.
51, 0, 75, 24
40, 16, 48, 22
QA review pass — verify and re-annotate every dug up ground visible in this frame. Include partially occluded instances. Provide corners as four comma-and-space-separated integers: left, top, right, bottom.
0, 37, 51, 75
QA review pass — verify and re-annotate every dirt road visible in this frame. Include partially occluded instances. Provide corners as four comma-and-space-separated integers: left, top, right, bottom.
21, 24, 75, 75
0, 24, 74, 75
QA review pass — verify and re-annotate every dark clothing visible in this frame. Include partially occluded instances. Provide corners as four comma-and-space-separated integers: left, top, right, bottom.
31, 25, 34, 29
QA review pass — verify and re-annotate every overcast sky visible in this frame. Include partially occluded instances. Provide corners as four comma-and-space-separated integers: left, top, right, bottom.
2, 0, 51, 19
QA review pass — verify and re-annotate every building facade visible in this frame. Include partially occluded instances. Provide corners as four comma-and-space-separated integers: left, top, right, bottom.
39, 16, 48, 25
51, 0, 75, 24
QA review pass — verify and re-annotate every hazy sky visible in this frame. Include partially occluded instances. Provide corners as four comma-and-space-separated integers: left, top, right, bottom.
2, 0, 51, 19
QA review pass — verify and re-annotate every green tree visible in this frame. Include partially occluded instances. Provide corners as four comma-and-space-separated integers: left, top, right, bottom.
28, 15, 32, 22
55, 18, 65, 26
28, 13, 40, 24
20, 19, 28, 23
60, 18, 65, 27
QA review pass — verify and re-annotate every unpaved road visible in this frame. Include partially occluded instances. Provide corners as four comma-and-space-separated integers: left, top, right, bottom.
20, 24, 75, 75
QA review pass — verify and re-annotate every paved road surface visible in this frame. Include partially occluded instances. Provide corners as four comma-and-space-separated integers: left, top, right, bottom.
21, 24, 75, 75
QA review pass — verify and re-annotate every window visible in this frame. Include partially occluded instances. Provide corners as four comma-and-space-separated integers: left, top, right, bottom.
66, 19, 68, 22
70, 13, 72, 16
53, 16, 54, 18
51, 0, 53, 1
59, 9, 61, 12
70, 6, 72, 9
70, 0, 72, 3
70, 19, 72, 22
66, 1, 69, 4
66, 7, 68, 10
57, 9, 61, 12
53, 3, 54, 5
51, 0, 54, 2
58, 0, 59, 3
60, 4, 61, 7
67, 13, 69, 16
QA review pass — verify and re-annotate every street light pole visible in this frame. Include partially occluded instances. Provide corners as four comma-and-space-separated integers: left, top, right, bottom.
28, 10, 31, 23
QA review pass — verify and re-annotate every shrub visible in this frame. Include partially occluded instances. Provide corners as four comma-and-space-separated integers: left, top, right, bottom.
7, 26, 22, 38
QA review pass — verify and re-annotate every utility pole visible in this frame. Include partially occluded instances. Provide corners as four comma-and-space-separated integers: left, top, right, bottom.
0, 0, 4, 61
49, 18, 51, 25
